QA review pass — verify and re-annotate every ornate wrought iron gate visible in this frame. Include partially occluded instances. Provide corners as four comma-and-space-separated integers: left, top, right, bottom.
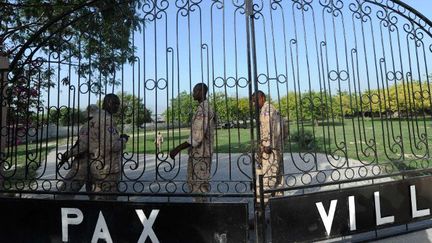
250, 0, 432, 242
1, 0, 432, 242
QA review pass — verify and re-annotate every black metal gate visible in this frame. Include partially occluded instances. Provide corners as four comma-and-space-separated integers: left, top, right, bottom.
1, 0, 432, 242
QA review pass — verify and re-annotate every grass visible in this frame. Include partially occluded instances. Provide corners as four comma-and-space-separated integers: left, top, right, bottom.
125, 117, 432, 168
3, 138, 66, 181
304, 117, 432, 167
124, 128, 253, 155
8, 117, 432, 182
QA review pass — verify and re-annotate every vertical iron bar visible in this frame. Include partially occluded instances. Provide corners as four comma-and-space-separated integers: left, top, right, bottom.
245, 0, 256, 200
258, 174, 266, 243
0, 53, 8, 188
245, 0, 265, 242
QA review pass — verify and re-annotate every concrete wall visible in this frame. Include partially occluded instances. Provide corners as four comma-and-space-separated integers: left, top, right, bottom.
25, 125, 80, 143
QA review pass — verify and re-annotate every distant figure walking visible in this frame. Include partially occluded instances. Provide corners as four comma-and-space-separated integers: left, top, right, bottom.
155, 132, 164, 153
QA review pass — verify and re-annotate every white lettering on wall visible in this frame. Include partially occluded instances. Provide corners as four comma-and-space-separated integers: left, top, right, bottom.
91, 211, 113, 243
410, 185, 430, 218
348, 196, 356, 231
61, 208, 83, 242
316, 200, 338, 236
374, 191, 394, 225
136, 209, 160, 243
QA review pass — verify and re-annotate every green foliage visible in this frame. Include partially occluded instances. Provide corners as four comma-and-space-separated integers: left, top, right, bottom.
96, 92, 152, 126
3, 0, 144, 80
163, 92, 252, 124
333, 91, 354, 117
48, 107, 85, 126
290, 130, 316, 150
355, 81, 432, 116
278, 92, 299, 119
277, 81, 432, 122
115, 92, 152, 126
6, 76, 45, 123
163, 91, 197, 124
277, 91, 335, 124
2, 0, 145, 125
164, 81, 432, 125
232, 97, 251, 122
212, 93, 250, 123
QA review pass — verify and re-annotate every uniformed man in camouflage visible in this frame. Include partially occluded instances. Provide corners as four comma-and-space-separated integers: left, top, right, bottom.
169, 83, 215, 202
58, 104, 100, 198
252, 90, 284, 204
61, 94, 128, 200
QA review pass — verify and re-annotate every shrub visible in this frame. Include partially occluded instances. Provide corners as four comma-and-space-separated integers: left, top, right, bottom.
290, 130, 316, 150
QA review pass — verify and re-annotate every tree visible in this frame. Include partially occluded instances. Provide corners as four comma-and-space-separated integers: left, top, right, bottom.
333, 91, 354, 117
60, 107, 86, 126
2, 0, 144, 75
278, 92, 300, 121
6, 76, 41, 123
358, 81, 432, 117
47, 107, 85, 126
389, 81, 432, 115
2, 0, 145, 125
164, 92, 197, 124
211, 92, 240, 123
164, 92, 252, 126
299, 91, 332, 125
108, 92, 152, 126
232, 98, 251, 122
118, 92, 152, 126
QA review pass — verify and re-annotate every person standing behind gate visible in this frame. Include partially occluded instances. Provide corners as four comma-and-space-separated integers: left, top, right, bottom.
89, 94, 129, 200
154, 131, 164, 153
169, 83, 215, 202
59, 104, 100, 198
252, 91, 284, 205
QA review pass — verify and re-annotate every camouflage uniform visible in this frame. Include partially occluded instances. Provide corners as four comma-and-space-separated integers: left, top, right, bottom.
187, 99, 215, 201
88, 110, 125, 200
256, 101, 284, 204
60, 106, 98, 198
60, 123, 92, 198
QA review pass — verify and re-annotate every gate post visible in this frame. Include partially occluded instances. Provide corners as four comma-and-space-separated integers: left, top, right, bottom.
245, 0, 266, 242
0, 49, 8, 186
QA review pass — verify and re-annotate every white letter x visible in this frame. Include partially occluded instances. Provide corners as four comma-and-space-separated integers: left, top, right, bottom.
136, 209, 160, 243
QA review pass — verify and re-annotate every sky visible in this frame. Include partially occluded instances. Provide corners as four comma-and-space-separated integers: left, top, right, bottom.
407, 0, 432, 19
41, 0, 432, 116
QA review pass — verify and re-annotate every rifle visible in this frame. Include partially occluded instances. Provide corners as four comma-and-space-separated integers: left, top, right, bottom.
57, 141, 79, 171
57, 153, 69, 171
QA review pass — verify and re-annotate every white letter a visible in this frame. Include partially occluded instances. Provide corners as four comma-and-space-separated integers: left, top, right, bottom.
316, 200, 338, 236
91, 211, 113, 243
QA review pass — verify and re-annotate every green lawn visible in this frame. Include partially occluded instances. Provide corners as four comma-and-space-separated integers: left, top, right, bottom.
125, 117, 432, 168
9, 117, 432, 182
303, 117, 432, 169
4, 138, 66, 180
124, 128, 253, 155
